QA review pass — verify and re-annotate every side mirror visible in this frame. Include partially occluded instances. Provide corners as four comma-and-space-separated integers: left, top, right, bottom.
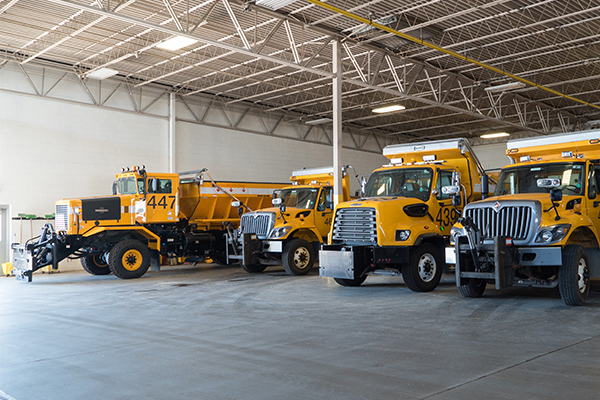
550, 188, 563, 202
112, 181, 118, 195
231, 201, 240, 207
360, 176, 369, 197
432, 188, 439, 199
272, 198, 283, 206
481, 175, 489, 200
452, 194, 462, 207
148, 178, 158, 193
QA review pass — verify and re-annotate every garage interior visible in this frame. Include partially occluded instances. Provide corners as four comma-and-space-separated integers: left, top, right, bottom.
1, 0, 600, 399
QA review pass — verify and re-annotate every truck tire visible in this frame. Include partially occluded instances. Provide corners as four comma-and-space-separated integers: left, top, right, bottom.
108, 239, 151, 279
401, 243, 442, 292
458, 279, 486, 298
334, 276, 367, 287
559, 245, 590, 306
282, 239, 315, 276
81, 253, 111, 275
241, 262, 267, 273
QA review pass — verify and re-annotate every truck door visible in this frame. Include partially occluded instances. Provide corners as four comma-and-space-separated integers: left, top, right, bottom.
586, 164, 600, 235
145, 176, 179, 223
433, 169, 460, 234
314, 187, 334, 240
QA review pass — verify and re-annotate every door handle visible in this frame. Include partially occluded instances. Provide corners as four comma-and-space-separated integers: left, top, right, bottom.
594, 201, 600, 208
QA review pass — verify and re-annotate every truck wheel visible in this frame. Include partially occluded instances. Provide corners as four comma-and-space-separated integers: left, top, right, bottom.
108, 239, 151, 279
559, 245, 590, 306
334, 276, 367, 287
458, 279, 486, 298
240, 262, 267, 273
81, 253, 111, 275
282, 239, 315, 276
401, 243, 442, 292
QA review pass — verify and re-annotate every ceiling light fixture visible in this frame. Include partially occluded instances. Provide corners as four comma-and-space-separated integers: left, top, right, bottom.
157, 35, 198, 51
481, 132, 510, 139
484, 82, 526, 92
254, 0, 299, 10
86, 67, 119, 80
372, 104, 406, 114
305, 118, 332, 125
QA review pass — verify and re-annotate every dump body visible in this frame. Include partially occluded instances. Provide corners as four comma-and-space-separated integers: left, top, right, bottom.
12, 167, 284, 281
233, 166, 351, 276
320, 138, 490, 292
447, 130, 600, 305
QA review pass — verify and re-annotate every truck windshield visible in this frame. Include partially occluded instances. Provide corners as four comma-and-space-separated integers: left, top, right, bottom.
365, 168, 433, 201
278, 188, 319, 209
117, 177, 138, 194
495, 162, 584, 196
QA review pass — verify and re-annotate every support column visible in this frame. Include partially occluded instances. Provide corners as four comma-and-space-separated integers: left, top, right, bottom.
332, 39, 343, 206
169, 92, 176, 173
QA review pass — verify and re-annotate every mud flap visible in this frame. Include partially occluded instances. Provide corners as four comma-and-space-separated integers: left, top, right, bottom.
242, 233, 262, 266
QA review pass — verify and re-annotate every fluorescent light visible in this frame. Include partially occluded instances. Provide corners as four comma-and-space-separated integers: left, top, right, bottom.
305, 118, 332, 125
484, 82, 526, 92
481, 132, 510, 139
372, 104, 406, 114
86, 67, 118, 80
157, 36, 198, 51
255, 0, 298, 10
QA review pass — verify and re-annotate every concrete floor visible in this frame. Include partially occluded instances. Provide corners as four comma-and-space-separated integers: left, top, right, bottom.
1, 265, 600, 400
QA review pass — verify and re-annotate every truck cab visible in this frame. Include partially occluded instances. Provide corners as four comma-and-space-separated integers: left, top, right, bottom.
447, 130, 600, 305
233, 166, 350, 276
319, 138, 489, 292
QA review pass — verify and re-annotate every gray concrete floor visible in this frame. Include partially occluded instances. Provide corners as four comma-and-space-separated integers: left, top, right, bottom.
2, 265, 600, 400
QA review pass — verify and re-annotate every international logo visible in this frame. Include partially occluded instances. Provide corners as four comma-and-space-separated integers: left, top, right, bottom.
493, 201, 502, 212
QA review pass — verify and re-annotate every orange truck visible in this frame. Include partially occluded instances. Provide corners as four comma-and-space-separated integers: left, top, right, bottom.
11, 167, 283, 281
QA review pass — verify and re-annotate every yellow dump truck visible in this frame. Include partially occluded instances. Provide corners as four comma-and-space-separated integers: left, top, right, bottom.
11, 167, 283, 281
447, 130, 600, 305
229, 166, 352, 276
320, 138, 491, 291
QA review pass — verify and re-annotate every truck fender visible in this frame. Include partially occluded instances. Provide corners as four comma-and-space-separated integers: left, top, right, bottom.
82, 226, 161, 251
290, 228, 322, 245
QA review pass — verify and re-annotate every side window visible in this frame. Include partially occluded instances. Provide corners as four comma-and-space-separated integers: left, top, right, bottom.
436, 171, 454, 200
317, 188, 332, 211
148, 178, 173, 194
137, 178, 146, 194
590, 165, 599, 199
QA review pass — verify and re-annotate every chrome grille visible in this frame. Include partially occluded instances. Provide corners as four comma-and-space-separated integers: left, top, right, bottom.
465, 205, 532, 240
332, 208, 377, 244
55, 204, 68, 231
240, 212, 275, 237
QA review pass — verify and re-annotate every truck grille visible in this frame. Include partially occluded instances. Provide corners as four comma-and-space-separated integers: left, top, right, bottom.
55, 204, 69, 231
465, 205, 533, 240
332, 207, 377, 244
240, 212, 275, 238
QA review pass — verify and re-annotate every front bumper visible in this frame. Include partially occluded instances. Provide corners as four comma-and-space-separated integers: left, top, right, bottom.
319, 245, 410, 279
448, 236, 562, 289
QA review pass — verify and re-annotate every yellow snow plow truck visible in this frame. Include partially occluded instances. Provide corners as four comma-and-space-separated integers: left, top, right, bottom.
447, 130, 600, 306
320, 138, 492, 291
229, 166, 353, 276
11, 167, 283, 281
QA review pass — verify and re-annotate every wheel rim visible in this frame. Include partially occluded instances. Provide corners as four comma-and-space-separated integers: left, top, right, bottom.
417, 253, 437, 282
293, 247, 310, 269
122, 249, 143, 271
577, 257, 589, 294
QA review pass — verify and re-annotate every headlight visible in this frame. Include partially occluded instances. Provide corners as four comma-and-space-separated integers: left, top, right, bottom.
395, 230, 410, 241
450, 226, 463, 245
269, 226, 291, 239
535, 224, 570, 244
